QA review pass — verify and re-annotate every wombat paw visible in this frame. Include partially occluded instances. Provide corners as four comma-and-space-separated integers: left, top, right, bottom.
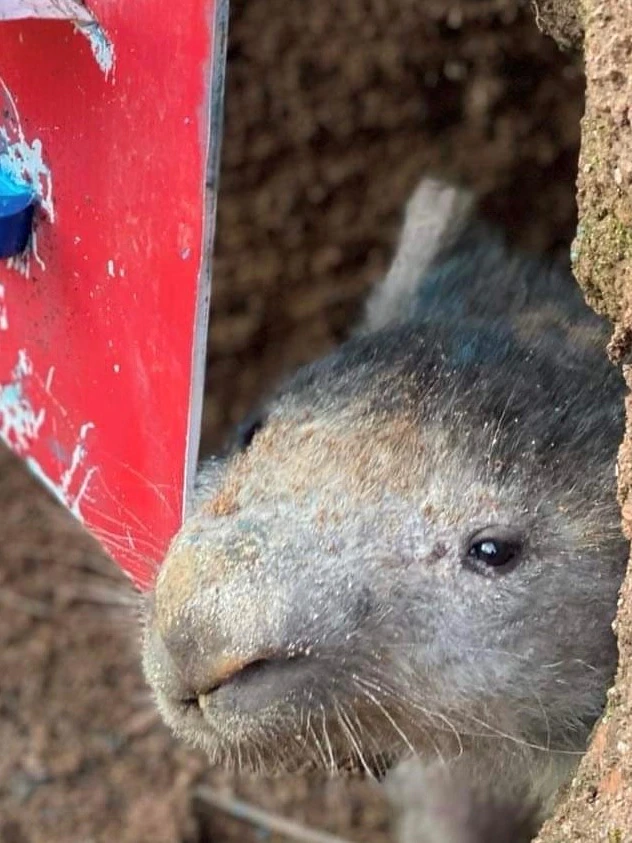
385, 757, 541, 843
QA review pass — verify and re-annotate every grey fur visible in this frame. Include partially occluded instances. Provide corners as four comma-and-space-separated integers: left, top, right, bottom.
142, 178, 628, 843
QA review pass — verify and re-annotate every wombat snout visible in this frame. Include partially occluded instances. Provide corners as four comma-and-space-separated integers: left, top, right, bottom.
145, 511, 371, 736
147, 525, 285, 699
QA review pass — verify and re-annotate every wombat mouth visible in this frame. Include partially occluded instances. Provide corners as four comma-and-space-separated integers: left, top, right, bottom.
165, 651, 400, 779
185, 655, 283, 699
178, 652, 315, 716
212, 655, 293, 692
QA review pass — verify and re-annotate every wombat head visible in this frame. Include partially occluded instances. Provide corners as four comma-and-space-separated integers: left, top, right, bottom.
142, 180, 627, 776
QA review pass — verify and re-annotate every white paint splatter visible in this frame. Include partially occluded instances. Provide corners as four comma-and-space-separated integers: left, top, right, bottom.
0, 349, 96, 521
26, 451, 97, 520
45, 366, 55, 392
74, 20, 116, 78
0, 3, 116, 78
0, 1, 93, 23
6, 250, 31, 278
57, 421, 96, 518
0, 350, 45, 451
0, 283, 8, 330
30, 229, 46, 271
107, 259, 115, 277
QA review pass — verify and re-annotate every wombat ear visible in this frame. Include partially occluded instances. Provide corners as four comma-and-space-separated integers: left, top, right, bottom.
363, 177, 476, 332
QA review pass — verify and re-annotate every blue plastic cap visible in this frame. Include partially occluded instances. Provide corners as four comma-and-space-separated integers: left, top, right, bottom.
0, 168, 36, 259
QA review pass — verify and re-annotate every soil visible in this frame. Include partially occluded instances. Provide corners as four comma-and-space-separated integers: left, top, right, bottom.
1, 1, 587, 841
201, 0, 584, 452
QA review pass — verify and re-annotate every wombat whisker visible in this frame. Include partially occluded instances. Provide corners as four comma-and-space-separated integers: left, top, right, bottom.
295, 711, 331, 771
354, 672, 462, 761
528, 680, 552, 752
308, 719, 330, 771
334, 702, 375, 778
347, 704, 388, 771
296, 705, 325, 772
390, 642, 531, 660
368, 655, 587, 755
457, 712, 584, 755
320, 704, 337, 774
351, 677, 417, 756
540, 658, 599, 672
381, 699, 455, 765
343, 701, 387, 778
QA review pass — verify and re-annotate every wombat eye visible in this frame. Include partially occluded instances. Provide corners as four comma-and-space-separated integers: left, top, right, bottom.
466, 528, 522, 571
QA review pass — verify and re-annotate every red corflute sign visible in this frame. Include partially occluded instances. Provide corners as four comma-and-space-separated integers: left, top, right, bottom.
0, 0, 227, 589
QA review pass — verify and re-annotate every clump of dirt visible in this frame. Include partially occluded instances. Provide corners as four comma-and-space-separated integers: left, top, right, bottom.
2, 1, 587, 841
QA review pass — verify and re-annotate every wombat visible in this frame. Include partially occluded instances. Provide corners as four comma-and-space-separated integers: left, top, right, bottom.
142, 178, 629, 843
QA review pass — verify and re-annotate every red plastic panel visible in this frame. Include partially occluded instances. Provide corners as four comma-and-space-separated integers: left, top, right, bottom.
0, 1, 227, 589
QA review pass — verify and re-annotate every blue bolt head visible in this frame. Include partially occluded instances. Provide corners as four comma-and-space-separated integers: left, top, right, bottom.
0, 169, 36, 259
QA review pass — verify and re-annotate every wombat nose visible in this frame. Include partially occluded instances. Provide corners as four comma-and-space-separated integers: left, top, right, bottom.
148, 532, 280, 699
150, 602, 279, 700
156, 621, 251, 690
